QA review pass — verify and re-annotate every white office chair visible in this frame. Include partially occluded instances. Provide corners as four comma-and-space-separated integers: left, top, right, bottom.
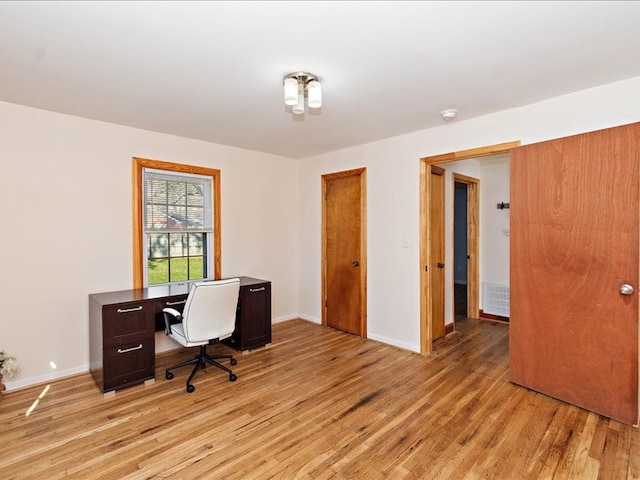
162, 278, 240, 393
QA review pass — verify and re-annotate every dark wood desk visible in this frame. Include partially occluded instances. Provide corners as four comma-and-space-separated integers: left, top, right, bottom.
89, 276, 271, 393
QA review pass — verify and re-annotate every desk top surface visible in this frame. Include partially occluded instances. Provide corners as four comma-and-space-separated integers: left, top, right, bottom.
89, 276, 269, 306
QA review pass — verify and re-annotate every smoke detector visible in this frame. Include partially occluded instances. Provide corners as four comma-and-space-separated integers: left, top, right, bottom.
441, 109, 457, 121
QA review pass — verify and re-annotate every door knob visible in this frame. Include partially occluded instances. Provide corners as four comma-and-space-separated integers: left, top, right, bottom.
620, 284, 635, 295
437, 263, 445, 269
352, 261, 359, 267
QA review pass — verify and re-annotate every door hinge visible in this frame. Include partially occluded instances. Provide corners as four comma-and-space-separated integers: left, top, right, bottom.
425, 265, 428, 272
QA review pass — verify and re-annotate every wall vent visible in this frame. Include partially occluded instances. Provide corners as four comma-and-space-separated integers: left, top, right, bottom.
483, 282, 510, 317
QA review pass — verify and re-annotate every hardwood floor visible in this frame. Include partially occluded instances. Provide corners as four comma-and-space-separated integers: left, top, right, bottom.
1, 318, 638, 479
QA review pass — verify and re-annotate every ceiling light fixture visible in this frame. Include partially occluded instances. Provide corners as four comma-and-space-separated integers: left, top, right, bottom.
283, 72, 321, 115
441, 109, 457, 121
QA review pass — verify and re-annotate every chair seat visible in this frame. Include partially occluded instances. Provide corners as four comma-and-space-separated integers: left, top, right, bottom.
169, 323, 209, 348
169, 323, 234, 348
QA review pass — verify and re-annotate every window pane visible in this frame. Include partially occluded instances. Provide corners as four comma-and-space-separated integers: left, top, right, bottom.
186, 207, 204, 228
169, 257, 188, 282
188, 233, 203, 256
186, 183, 204, 206
148, 234, 168, 259
148, 258, 169, 285
167, 180, 186, 206
147, 178, 167, 204
167, 206, 187, 228
188, 256, 204, 280
146, 204, 168, 230
169, 233, 186, 257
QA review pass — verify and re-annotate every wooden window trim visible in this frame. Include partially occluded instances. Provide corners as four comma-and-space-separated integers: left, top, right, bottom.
132, 157, 221, 288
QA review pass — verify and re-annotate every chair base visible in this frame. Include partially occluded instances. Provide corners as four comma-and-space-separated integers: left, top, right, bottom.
165, 344, 237, 393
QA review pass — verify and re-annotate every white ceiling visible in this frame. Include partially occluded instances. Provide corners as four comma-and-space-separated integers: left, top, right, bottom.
1, 1, 640, 159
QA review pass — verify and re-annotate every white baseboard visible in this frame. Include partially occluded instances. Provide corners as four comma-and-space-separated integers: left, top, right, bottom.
367, 333, 419, 353
298, 314, 321, 324
272, 314, 299, 324
4, 364, 89, 392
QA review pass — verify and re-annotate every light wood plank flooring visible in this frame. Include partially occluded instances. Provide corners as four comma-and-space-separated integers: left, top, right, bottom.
1, 318, 638, 479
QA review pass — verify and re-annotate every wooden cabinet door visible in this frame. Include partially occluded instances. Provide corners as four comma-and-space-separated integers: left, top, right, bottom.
510, 123, 639, 425
223, 279, 272, 351
238, 282, 272, 349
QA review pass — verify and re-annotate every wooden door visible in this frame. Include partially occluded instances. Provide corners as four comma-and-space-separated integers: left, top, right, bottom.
510, 123, 639, 425
430, 166, 445, 340
323, 168, 367, 336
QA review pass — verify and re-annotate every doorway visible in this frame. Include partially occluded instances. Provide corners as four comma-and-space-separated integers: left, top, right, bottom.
454, 181, 468, 321
452, 173, 480, 323
419, 141, 519, 355
322, 168, 367, 337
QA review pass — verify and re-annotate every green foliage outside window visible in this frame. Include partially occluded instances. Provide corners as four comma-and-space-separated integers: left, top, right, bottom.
148, 257, 204, 285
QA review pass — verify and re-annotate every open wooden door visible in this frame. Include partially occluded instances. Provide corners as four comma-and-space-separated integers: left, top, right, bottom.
510, 123, 639, 425
430, 165, 445, 340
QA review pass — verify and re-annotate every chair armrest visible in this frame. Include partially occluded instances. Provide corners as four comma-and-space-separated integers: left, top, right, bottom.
162, 308, 183, 335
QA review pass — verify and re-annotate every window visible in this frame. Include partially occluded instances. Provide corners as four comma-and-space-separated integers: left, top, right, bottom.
144, 170, 210, 284
133, 158, 221, 288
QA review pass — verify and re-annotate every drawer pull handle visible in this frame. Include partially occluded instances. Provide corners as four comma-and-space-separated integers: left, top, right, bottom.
117, 344, 143, 354
250, 287, 265, 293
116, 306, 143, 313
166, 300, 187, 306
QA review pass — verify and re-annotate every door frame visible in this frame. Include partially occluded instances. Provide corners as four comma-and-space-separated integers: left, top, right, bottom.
452, 173, 480, 322
419, 141, 520, 355
321, 167, 368, 337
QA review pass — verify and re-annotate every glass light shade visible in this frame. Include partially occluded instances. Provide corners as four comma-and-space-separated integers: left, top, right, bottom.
292, 87, 305, 115
284, 77, 299, 106
307, 80, 322, 109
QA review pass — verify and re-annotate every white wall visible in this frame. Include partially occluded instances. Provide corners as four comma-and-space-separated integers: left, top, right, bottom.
479, 157, 510, 290
0, 102, 300, 389
298, 76, 640, 353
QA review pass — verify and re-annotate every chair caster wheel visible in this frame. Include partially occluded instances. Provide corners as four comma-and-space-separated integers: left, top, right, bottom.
229, 373, 237, 382
186, 384, 195, 393
166, 371, 174, 380
230, 358, 237, 366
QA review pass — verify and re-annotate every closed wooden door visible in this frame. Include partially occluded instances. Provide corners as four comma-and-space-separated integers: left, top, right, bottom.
510, 123, 639, 425
323, 168, 367, 336
430, 166, 445, 340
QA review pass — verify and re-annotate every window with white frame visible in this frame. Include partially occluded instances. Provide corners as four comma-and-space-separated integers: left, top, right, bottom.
143, 168, 213, 285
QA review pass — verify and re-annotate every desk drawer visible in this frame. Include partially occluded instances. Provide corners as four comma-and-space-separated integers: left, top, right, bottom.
103, 338, 154, 391
102, 302, 154, 347
154, 295, 188, 332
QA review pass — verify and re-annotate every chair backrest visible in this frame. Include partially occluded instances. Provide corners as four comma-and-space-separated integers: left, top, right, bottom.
181, 278, 240, 343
